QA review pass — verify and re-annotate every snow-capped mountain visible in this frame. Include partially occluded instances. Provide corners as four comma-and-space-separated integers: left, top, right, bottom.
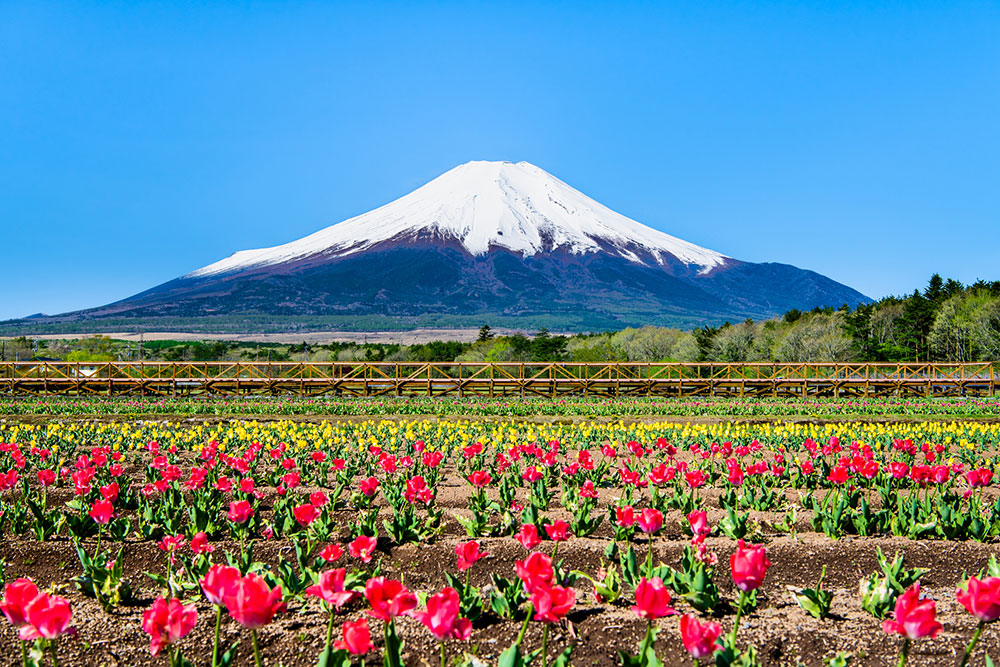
188, 161, 727, 278
44, 160, 869, 331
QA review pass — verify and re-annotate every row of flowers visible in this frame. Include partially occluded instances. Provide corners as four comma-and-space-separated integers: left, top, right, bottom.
4, 529, 1000, 667
0, 423, 997, 573
5, 396, 1000, 418
3, 417, 999, 459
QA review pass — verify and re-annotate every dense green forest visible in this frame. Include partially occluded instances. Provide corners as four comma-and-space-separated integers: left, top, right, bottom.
5, 275, 998, 363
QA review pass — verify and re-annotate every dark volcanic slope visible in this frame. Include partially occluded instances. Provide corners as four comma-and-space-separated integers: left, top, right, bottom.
57, 240, 867, 330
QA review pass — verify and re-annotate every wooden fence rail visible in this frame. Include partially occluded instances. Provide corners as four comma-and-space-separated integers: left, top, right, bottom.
0, 362, 996, 398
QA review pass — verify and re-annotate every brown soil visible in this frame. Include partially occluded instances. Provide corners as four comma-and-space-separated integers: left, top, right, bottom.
1, 515, 997, 666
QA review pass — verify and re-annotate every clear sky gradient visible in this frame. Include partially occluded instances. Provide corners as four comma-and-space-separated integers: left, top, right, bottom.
2, 1, 998, 321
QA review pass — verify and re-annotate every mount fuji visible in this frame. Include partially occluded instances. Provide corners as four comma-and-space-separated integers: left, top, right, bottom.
31, 161, 868, 331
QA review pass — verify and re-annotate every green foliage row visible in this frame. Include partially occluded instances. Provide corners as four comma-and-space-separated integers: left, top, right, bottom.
2, 395, 1000, 418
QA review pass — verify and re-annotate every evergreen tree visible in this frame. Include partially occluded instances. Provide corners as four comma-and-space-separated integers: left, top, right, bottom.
844, 303, 876, 359
477, 325, 494, 342
943, 278, 965, 299
692, 325, 719, 361
899, 290, 935, 361
530, 328, 568, 361
924, 273, 944, 303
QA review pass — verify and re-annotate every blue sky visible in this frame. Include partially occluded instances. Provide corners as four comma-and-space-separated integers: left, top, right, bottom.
2, 1, 998, 321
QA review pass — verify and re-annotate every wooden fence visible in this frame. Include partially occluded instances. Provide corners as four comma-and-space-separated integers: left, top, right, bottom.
0, 362, 995, 398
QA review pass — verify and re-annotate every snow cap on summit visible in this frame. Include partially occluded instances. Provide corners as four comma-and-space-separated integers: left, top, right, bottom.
188, 161, 727, 278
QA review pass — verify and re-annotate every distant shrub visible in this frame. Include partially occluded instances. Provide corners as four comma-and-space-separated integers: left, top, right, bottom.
64, 350, 115, 362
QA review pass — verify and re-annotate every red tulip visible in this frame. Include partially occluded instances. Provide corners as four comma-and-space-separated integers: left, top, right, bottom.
365, 577, 417, 622
334, 618, 373, 655
190, 532, 213, 555
957, 576, 1000, 623
889, 461, 910, 479
637, 508, 663, 534
404, 475, 434, 504
19, 593, 73, 640
141, 596, 197, 656
685, 469, 708, 488
686, 510, 710, 537
349, 535, 378, 563
201, 564, 241, 606
531, 584, 576, 623
320, 544, 344, 562
615, 505, 636, 527
728, 466, 745, 486
966, 468, 993, 488
631, 577, 676, 620
293, 503, 321, 527
158, 534, 185, 555
544, 520, 571, 542
224, 574, 285, 629
72, 468, 93, 495
468, 470, 492, 488
932, 465, 950, 484
882, 583, 942, 639
358, 477, 379, 496
1, 578, 39, 628
379, 456, 397, 474
89, 499, 114, 525
679, 613, 722, 659
515, 524, 542, 550
100, 482, 119, 502
730, 540, 770, 592
515, 552, 555, 594
418, 587, 472, 640
227, 500, 254, 525
306, 569, 359, 610
826, 465, 849, 484
37, 469, 55, 487
455, 541, 488, 572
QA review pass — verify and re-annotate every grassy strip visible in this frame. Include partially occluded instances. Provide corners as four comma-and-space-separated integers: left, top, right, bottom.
1, 395, 999, 419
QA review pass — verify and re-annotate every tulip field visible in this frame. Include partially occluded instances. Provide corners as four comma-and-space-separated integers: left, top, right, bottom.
4, 395, 1000, 419
0, 415, 999, 666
